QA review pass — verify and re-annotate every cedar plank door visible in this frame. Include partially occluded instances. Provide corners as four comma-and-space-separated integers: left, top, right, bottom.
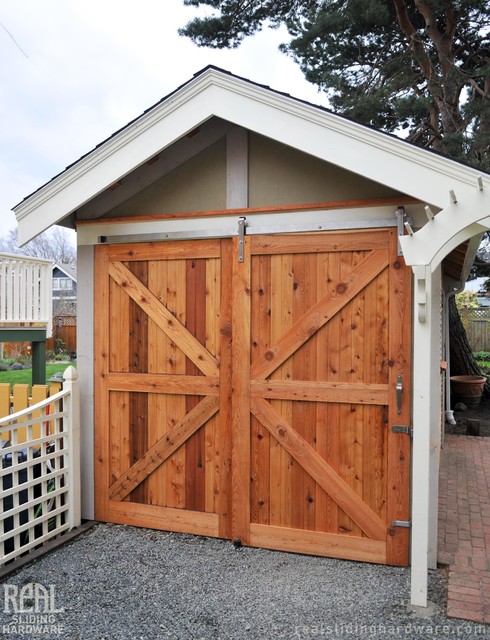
94, 228, 412, 566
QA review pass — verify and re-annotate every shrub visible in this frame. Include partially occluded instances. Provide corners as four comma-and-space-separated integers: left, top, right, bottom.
474, 351, 490, 362
456, 290, 478, 310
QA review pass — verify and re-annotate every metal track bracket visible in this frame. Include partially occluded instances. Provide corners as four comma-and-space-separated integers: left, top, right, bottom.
237, 216, 247, 263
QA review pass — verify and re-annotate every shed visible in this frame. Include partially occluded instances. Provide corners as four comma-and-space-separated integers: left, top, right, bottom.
13, 66, 490, 608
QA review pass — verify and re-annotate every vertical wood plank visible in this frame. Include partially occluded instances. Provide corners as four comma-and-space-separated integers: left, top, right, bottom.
303, 252, 318, 531
351, 250, 366, 533
291, 253, 306, 531
109, 391, 131, 503
338, 251, 358, 535
185, 258, 206, 512
205, 257, 219, 515
324, 250, 341, 534
166, 259, 186, 509
386, 229, 412, 566
128, 261, 149, 505
218, 240, 233, 537
147, 259, 168, 507
129, 390, 149, 504
94, 245, 111, 521
268, 254, 282, 527
231, 235, 251, 545
128, 261, 148, 374
278, 254, 294, 528
110, 269, 130, 373
374, 253, 390, 525
250, 254, 271, 526
314, 252, 329, 533
268, 253, 293, 527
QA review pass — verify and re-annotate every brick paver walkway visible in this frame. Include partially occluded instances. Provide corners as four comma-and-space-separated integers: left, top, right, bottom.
438, 434, 490, 623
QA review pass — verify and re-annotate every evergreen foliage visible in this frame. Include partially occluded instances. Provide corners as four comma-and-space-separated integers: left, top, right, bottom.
180, 0, 489, 171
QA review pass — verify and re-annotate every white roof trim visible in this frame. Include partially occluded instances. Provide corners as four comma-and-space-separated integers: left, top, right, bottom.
399, 189, 490, 271
14, 66, 490, 245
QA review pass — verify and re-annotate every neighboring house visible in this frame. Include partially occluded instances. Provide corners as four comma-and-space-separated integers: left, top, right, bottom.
12, 67, 490, 609
50, 263, 77, 354
52, 262, 77, 316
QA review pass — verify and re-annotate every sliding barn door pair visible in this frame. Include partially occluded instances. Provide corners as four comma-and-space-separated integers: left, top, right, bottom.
95, 228, 411, 565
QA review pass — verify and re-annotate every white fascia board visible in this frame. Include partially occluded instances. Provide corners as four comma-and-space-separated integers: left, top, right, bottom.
14, 67, 490, 244
205, 74, 489, 207
15, 77, 224, 244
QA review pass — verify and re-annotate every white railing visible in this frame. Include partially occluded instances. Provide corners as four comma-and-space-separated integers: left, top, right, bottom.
0, 367, 80, 566
0, 253, 53, 336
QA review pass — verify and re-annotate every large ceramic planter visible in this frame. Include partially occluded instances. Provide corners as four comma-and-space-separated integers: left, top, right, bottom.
450, 375, 487, 408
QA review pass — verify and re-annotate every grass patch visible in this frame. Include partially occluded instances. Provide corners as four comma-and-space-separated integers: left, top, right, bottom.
0, 362, 75, 389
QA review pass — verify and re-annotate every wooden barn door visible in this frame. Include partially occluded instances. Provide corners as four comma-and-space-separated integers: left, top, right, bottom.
235, 229, 412, 566
94, 228, 411, 566
94, 240, 233, 539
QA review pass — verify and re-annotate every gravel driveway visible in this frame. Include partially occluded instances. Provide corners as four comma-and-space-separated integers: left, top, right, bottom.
0, 523, 488, 639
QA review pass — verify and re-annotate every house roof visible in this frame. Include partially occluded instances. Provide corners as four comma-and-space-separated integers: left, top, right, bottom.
13, 65, 490, 247
53, 262, 77, 282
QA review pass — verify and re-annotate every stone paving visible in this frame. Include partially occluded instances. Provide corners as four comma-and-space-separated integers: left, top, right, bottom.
438, 434, 490, 623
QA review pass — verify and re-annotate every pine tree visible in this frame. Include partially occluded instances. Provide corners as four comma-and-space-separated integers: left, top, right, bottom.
180, 0, 489, 170
181, 1, 490, 389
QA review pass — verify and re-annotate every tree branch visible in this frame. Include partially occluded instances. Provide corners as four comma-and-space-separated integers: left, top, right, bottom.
392, 0, 434, 80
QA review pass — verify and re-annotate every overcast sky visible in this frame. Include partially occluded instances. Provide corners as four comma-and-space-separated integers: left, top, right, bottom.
0, 0, 328, 242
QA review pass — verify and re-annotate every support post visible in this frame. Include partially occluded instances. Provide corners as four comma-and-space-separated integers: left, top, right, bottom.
63, 365, 81, 530
226, 127, 248, 209
31, 339, 46, 385
410, 265, 442, 607
78, 244, 95, 520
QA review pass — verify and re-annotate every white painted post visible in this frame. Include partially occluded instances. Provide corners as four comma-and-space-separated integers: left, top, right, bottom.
226, 127, 248, 209
77, 244, 95, 520
428, 269, 443, 570
410, 265, 442, 607
63, 365, 81, 529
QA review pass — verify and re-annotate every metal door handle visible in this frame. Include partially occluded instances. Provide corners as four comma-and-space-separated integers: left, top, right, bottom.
396, 374, 402, 415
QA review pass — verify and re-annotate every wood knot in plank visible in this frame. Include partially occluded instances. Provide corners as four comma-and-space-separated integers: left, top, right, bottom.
336, 282, 347, 294
220, 321, 232, 337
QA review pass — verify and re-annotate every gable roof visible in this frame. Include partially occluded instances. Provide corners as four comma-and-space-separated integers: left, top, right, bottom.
14, 65, 489, 245
53, 262, 77, 282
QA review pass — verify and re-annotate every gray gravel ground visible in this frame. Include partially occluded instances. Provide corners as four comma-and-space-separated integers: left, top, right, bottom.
0, 523, 489, 639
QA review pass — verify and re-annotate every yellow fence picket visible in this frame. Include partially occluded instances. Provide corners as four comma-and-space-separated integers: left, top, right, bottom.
0, 383, 53, 443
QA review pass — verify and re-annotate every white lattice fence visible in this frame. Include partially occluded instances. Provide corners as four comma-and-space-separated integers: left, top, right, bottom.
0, 367, 80, 566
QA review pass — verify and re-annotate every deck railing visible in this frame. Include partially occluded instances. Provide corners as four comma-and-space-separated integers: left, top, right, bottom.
0, 367, 80, 566
0, 253, 52, 335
